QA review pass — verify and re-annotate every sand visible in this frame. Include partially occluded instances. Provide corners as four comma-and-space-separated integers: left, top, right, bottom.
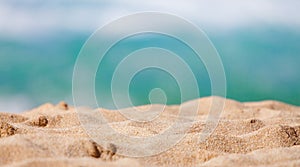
0, 97, 300, 166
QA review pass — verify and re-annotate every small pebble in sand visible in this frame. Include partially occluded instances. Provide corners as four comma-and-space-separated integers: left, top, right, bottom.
249, 119, 265, 131
107, 143, 117, 155
37, 116, 48, 127
280, 125, 298, 144
57, 101, 69, 110
100, 143, 118, 161
0, 122, 16, 137
250, 119, 258, 123
85, 140, 101, 158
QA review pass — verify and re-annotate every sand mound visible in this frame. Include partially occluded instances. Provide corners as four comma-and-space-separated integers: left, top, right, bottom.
0, 97, 299, 166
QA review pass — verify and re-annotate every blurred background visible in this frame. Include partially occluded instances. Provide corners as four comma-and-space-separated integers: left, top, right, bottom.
1, 0, 300, 112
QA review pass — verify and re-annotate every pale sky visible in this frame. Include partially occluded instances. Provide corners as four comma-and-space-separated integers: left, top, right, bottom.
0, 0, 299, 37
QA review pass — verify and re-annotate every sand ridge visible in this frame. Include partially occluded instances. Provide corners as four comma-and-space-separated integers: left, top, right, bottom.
0, 97, 300, 166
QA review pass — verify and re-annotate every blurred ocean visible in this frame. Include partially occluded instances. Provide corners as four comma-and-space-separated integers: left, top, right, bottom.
1, 0, 300, 112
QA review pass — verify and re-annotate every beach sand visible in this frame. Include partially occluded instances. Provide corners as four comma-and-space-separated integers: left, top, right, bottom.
1, 97, 300, 166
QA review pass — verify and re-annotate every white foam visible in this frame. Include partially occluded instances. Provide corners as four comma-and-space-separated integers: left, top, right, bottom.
0, 95, 33, 113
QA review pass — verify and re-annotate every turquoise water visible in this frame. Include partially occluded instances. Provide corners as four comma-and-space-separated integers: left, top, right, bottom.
1, 26, 300, 111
